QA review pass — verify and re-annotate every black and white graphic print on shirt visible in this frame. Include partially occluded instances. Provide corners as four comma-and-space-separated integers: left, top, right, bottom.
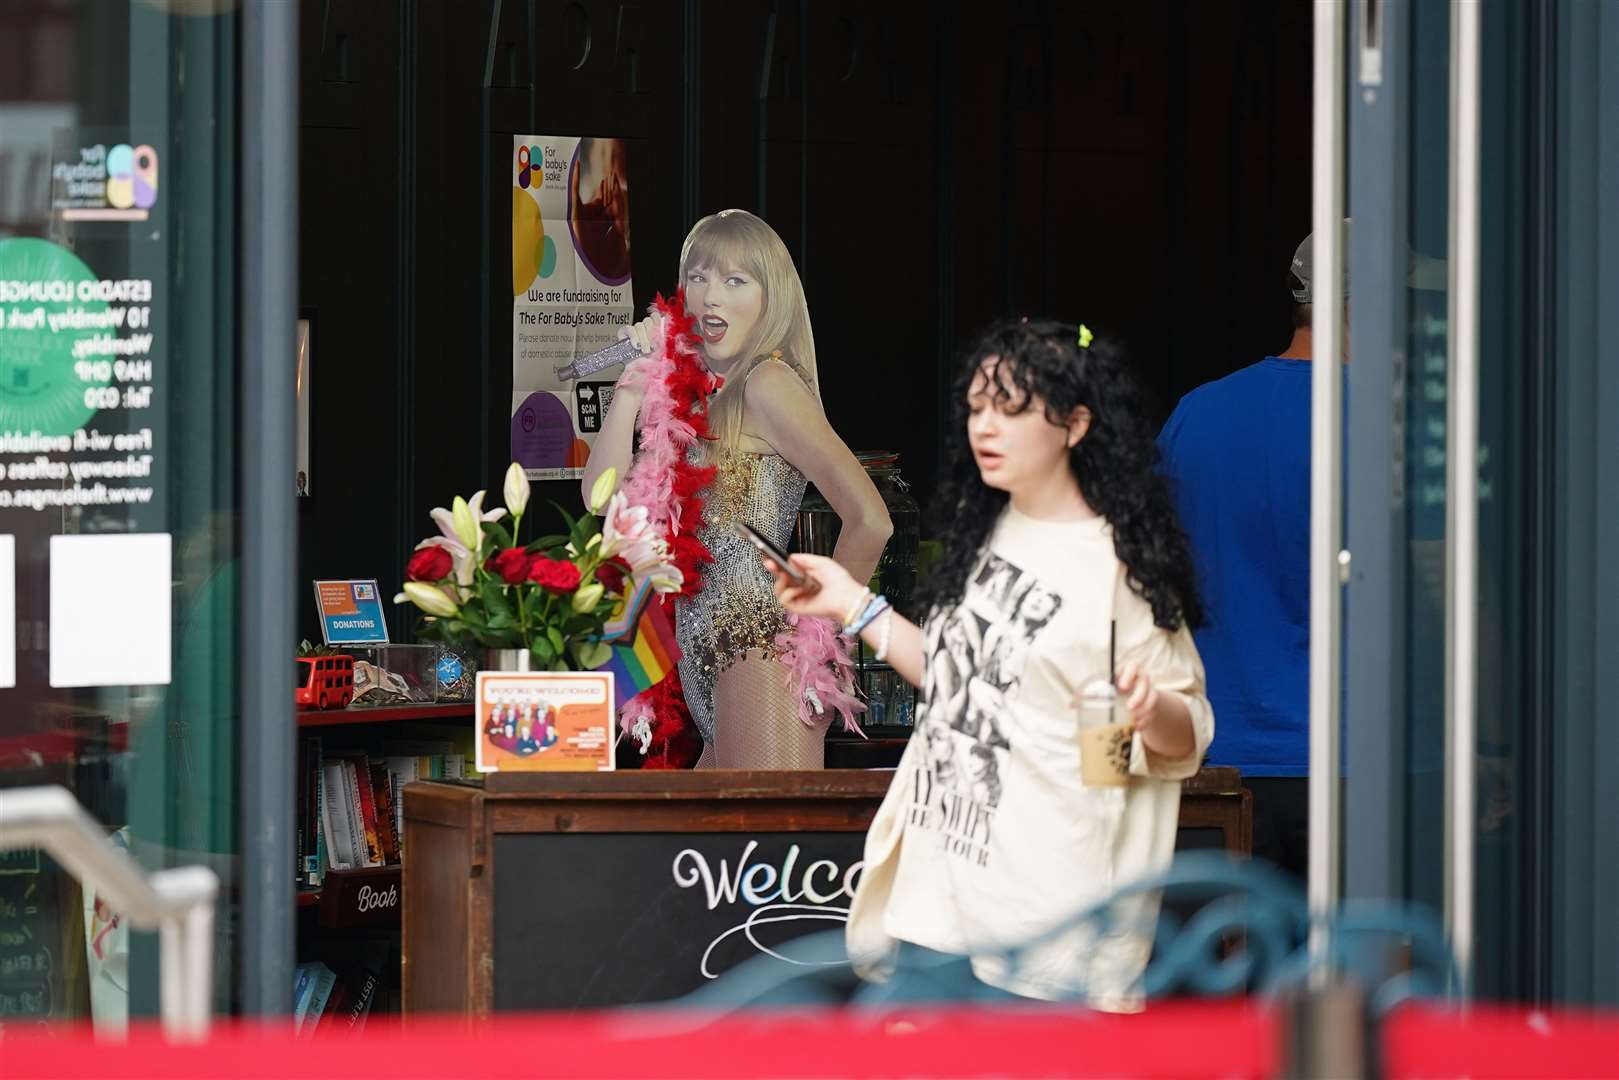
913, 552, 1063, 861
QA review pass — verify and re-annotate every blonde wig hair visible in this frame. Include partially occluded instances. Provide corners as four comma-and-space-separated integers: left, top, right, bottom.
678, 209, 820, 454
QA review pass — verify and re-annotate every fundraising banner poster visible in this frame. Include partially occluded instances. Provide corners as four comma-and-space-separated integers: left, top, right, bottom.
510, 135, 634, 481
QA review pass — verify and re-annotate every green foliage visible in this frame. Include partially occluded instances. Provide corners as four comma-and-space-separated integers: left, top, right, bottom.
402, 497, 622, 671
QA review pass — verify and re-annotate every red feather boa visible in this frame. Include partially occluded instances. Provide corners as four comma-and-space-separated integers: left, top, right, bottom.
627, 292, 716, 769
634, 665, 704, 769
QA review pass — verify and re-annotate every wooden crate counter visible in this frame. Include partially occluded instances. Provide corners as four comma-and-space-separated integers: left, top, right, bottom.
401, 766, 1250, 1017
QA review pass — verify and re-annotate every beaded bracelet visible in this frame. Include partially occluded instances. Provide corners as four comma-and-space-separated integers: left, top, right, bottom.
848, 595, 891, 637
875, 608, 895, 662
840, 588, 873, 631
840, 594, 887, 638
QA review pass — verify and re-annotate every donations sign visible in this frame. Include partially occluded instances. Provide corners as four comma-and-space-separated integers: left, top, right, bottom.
509, 134, 635, 481
313, 579, 390, 646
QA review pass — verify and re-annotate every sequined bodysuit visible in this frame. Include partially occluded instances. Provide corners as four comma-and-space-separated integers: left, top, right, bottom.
675, 448, 808, 745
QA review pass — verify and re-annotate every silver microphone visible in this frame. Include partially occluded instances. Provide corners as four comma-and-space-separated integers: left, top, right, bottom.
554, 337, 642, 382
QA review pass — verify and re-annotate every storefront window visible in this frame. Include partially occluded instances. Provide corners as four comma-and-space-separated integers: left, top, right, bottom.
1348, 0, 1619, 1006
1472, 0, 1533, 1002
1543, 0, 1619, 1007
1397, 0, 1450, 922
0, 0, 240, 1026
1458, 0, 1618, 1006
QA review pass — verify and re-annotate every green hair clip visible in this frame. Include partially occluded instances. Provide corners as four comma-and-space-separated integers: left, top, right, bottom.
1077, 324, 1094, 349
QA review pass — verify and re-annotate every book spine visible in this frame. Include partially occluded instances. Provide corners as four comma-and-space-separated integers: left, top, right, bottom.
340, 759, 369, 868
319, 763, 355, 871
384, 757, 419, 861
292, 966, 311, 1026
305, 737, 323, 883
310, 740, 325, 886
320, 764, 336, 874
349, 757, 383, 867
301, 963, 337, 1036
390, 771, 404, 860
295, 765, 306, 889
346, 970, 379, 1029
315, 980, 350, 1034
367, 761, 401, 865
296, 737, 314, 886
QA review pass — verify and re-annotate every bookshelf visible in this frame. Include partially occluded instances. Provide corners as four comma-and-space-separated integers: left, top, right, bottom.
295, 866, 402, 918
294, 700, 476, 1028
296, 703, 474, 728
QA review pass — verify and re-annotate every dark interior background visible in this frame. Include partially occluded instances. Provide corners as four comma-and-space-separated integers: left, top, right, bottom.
295, 0, 1311, 640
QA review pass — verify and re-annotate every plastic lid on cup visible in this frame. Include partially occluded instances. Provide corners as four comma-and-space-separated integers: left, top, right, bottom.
1077, 677, 1118, 726
1078, 677, 1117, 703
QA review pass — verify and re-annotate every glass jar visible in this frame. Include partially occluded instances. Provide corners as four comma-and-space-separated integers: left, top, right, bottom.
854, 660, 917, 731
795, 451, 922, 617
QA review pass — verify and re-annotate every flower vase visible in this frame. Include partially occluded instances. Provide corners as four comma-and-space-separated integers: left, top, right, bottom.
484, 648, 539, 673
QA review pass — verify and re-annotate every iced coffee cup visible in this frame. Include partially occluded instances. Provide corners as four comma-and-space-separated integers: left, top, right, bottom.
1076, 678, 1134, 787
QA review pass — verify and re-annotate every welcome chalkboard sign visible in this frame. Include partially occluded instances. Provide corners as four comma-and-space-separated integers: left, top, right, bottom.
401, 771, 893, 1015
492, 831, 865, 1009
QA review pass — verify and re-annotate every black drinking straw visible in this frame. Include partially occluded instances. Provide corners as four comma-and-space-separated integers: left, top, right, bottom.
1109, 619, 1117, 688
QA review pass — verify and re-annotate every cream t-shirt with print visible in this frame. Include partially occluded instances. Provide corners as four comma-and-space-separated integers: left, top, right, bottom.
845, 505, 1214, 1011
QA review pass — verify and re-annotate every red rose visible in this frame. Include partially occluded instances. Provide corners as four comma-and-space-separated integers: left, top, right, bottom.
528, 557, 582, 594
405, 546, 454, 582
594, 556, 632, 595
486, 547, 531, 586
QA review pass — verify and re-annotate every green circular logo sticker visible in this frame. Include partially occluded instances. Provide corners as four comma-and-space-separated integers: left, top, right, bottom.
0, 237, 112, 436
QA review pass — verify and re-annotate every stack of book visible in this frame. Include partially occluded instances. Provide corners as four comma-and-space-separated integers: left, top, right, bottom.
296, 731, 476, 886
293, 961, 380, 1034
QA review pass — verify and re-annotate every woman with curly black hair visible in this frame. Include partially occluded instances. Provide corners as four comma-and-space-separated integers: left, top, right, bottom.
766, 318, 1213, 1011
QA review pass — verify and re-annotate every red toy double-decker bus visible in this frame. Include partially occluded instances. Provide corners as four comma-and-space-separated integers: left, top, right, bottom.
295, 655, 354, 709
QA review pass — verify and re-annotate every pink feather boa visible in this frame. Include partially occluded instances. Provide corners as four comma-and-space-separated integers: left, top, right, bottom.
618, 296, 711, 538
774, 614, 866, 735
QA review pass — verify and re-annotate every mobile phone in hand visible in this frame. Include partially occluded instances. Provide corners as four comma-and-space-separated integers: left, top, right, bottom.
735, 522, 819, 592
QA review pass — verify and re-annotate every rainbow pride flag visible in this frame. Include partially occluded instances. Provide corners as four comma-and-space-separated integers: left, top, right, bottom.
600, 577, 654, 642
598, 597, 681, 711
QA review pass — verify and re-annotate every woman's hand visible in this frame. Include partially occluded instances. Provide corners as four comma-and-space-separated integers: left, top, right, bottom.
618, 312, 664, 356
1115, 661, 1159, 731
1117, 660, 1197, 761
764, 552, 864, 625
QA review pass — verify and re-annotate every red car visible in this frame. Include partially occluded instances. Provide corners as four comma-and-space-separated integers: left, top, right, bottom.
295, 655, 354, 709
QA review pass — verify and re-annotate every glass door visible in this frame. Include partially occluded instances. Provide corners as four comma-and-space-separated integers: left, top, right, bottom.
1341, 0, 1619, 1005
1342, 0, 1502, 999
1338, 0, 1454, 949
0, 0, 244, 1027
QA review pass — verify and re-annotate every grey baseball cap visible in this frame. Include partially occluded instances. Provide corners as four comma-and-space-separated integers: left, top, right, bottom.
1289, 220, 1352, 303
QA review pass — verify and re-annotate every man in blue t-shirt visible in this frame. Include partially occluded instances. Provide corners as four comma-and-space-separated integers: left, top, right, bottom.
1156, 229, 1346, 880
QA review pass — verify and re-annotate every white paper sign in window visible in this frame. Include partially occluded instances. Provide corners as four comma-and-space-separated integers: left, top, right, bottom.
50, 533, 172, 688
0, 535, 14, 689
